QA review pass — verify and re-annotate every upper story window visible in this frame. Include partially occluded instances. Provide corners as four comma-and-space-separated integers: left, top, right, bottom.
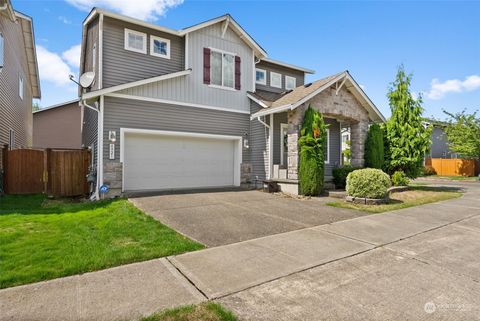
0, 32, 4, 71
270, 72, 282, 88
285, 75, 296, 90
124, 28, 147, 54
256, 68, 266, 85
210, 49, 234, 89
150, 36, 170, 59
19, 75, 24, 100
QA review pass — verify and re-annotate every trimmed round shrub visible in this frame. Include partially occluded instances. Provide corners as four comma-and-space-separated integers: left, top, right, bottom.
346, 168, 391, 199
391, 170, 410, 186
332, 165, 360, 189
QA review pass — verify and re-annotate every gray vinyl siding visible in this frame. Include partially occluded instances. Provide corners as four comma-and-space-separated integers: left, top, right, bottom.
119, 22, 253, 113
0, 13, 33, 149
255, 60, 305, 94
324, 118, 341, 177
102, 16, 185, 88
82, 16, 100, 91
430, 127, 454, 158
272, 112, 288, 165
82, 105, 98, 166
250, 101, 269, 181
102, 96, 250, 162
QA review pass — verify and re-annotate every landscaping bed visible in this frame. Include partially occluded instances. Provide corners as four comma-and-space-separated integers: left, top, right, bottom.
140, 302, 237, 321
0, 195, 203, 289
327, 186, 462, 213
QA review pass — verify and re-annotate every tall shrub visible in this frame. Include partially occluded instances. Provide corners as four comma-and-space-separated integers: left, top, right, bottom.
364, 123, 384, 169
298, 106, 328, 196
385, 65, 432, 178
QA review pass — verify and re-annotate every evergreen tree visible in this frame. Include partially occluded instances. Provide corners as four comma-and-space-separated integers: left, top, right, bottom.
298, 106, 328, 195
385, 65, 431, 178
364, 123, 384, 169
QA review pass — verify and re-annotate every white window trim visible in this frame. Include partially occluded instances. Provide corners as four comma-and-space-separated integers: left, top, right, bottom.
256, 68, 267, 85
19, 75, 24, 100
270, 72, 282, 89
285, 75, 296, 90
150, 35, 170, 59
124, 28, 147, 54
280, 123, 288, 166
325, 128, 330, 164
209, 47, 236, 90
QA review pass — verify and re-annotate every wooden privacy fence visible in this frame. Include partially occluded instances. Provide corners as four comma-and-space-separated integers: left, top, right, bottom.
426, 158, 476, 177
1, 145, 91, 196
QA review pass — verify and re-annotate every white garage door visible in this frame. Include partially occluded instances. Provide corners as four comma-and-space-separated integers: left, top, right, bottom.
123, 131, 239, 191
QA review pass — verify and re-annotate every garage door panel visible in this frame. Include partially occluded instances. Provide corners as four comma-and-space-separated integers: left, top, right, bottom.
124, 132, 237, 191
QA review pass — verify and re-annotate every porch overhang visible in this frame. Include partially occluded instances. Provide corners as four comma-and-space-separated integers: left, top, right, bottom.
249, 71, 386, 123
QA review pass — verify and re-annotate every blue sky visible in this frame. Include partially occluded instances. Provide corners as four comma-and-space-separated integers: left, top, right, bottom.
14, 0, 480, 120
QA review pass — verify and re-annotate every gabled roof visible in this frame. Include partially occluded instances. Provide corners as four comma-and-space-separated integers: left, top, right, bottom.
260, 58, 315, 74
83, 9, 267, 58
0, 0, 15, 21
179, 14, 267, 58
14, 11, 41, 99
249, 71, 386, 123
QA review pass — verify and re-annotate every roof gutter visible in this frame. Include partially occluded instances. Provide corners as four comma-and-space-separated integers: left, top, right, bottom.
250, 104, 293, 120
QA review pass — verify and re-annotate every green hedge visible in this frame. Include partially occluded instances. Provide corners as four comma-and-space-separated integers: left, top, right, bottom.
346, 168, 391, 199
365, 123, 385, 169
332, 166, 360, 189
298, 106, 328, 196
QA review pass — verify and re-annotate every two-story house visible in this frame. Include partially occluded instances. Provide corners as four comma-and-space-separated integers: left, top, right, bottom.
79, 8, 385, 198
0, 0, 41, 150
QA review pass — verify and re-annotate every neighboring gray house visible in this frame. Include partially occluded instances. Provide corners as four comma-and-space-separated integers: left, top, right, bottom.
78, 8, 385, 198
0, 0, 41, 150
426, 120, 456, 159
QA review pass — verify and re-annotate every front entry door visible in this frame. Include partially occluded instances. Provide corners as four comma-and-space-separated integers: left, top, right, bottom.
280, 124, 288, 166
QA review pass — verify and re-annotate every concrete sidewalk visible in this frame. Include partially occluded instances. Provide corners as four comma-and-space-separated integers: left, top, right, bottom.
0, 258, 205, 321
1, 181, 478, 321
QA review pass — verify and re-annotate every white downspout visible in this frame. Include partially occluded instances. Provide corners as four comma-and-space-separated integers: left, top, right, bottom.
80, 99, 100, 200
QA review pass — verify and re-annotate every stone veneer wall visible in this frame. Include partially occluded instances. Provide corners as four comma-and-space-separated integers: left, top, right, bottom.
287, 86, 370, 179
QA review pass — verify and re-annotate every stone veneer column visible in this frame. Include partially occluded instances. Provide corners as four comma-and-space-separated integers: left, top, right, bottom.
287, 108, 304, 180
350, 121, 369, 167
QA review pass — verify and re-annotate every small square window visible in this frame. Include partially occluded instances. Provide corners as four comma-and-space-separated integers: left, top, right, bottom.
150, 36, 170, 59
285, 76, 296, 90
19, 75, 24, 100
270, 72, 282, 88
256, 68, 266, 85
209, 48, 235, 89
124, 28, 147, 54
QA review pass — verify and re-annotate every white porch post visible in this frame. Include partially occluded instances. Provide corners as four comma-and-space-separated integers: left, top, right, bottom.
268, 113, 274, 179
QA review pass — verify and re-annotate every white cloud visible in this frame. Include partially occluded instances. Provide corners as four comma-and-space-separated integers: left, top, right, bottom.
58, 16, 72, 24
359, 84, 366, 90
36, 45, 76, 88
65, 0, 183, 20
426, 75, 480, 100
62, 44, 81, 69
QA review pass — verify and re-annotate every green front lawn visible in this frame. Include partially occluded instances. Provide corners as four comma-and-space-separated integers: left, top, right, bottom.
141, 302, 237, 321
0, 195, 204, 289
327, 186, 462, 213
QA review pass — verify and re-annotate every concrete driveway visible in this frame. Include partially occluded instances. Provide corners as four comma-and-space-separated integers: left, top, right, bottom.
130, 190, 367, 246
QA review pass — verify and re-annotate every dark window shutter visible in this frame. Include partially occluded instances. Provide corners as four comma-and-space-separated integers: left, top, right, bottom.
203, 48, 211, 84
235, 56, 241, 90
